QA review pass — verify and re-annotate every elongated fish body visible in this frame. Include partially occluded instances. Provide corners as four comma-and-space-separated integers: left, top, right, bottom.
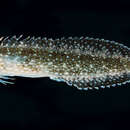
0, 36, 129, 90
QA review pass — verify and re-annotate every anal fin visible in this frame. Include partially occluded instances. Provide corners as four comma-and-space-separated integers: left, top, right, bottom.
49, 72, 130, 90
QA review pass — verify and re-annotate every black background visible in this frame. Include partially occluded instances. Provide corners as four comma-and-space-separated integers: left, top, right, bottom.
0, 0, 130, 130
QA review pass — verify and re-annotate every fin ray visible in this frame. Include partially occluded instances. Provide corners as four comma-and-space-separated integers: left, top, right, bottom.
0, 76, 15, 85
49, 72, 130, 90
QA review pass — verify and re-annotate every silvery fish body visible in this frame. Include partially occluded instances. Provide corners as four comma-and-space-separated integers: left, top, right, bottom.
0, 36, 129, 90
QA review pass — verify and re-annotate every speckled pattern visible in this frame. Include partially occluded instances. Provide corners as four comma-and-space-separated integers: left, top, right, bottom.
0, 36, 129, 90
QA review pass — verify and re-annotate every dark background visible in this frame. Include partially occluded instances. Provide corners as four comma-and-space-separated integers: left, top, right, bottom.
0, 0, 130, 130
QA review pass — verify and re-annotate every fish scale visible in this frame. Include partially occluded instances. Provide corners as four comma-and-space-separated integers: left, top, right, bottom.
0, 36, 129, 90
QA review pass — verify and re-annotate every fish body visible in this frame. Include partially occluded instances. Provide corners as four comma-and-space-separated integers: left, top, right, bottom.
0, 36, 129, 90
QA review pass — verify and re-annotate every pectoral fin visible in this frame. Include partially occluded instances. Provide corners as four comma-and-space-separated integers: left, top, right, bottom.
0, 76, 15, 85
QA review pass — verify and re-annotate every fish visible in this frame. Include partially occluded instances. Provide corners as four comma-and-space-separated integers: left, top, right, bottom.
0, 35, 129, 90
